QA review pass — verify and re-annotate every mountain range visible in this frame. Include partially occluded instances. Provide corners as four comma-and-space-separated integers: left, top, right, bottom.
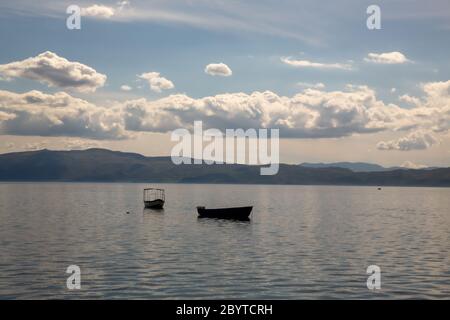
0, 148, 449, 187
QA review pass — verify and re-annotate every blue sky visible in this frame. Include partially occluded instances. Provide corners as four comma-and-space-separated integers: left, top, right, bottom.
1, 0, 449, 98
0, 0, 449, 167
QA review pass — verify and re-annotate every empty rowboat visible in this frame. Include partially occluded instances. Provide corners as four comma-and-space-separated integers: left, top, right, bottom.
144, 188, 165, 209
197, 206, 253, 220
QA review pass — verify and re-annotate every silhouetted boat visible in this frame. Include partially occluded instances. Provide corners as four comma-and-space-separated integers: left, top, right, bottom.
144, 188, 165, 209
197, 206, 253, 220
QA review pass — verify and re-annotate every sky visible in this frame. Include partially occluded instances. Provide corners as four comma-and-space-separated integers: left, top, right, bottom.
0, 0, 449, 167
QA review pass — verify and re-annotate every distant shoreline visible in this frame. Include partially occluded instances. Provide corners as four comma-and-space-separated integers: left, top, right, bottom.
1, 180, 450, 188
1, 149, 450, 187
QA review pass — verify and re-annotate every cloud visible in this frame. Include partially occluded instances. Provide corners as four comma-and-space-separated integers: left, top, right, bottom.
0, 111, 16, 121
281, 57, 352, 70
122, 79, 450, 141
401, 161, 427, 169
81, 2, 132, 19
1, 79, 449, 143
0, 90, 128, 140
297, 82, 325, 89
120, 85, 132, 91
138, 72, 174, 93
399, 94, 421, 106
421, 80, 450, 108
364, 52, 410, 64
0, 51, 107, 92
205, 63, 232, 77
413, 80, 450, 132
81, 5, 115, 18
122, 86, 390, 138
377, 131, 438, 151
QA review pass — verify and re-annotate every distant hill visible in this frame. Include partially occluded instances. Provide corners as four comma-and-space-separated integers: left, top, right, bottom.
0, 149, 449, 187
300, 162, 390, 172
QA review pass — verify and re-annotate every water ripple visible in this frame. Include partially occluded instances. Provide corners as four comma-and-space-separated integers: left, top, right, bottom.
0, 183, 449, 299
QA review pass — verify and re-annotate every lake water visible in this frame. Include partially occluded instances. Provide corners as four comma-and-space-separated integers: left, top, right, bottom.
0, 183, 449, 299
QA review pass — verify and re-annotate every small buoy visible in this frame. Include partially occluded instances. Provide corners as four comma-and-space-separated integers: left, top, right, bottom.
126, 211, 130, 214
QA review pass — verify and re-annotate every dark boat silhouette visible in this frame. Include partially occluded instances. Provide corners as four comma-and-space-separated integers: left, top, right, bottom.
197, 206, 253, 220
144, 188, 165, 209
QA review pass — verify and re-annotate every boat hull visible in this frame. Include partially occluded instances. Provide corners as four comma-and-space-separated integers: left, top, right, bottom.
197, 206, 253, 220
144, 199, 165, 209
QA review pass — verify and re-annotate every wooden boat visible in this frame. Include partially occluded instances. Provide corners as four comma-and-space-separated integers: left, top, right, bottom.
144, 188, 165, 209
197, 206, 253, 220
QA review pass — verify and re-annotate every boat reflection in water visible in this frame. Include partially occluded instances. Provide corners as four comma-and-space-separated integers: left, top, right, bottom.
197, 206, 253, 221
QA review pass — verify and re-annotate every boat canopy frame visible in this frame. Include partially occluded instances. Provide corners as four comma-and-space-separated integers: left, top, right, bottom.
143, 188, 165, 202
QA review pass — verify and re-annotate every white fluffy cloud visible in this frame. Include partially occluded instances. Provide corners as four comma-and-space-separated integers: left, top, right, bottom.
0, 51, 106, 92
122, 80, 450, 143
0, 90, 128, 140
399, 94, 421, 106
364, 52, 410, 64
120, 85, 132, 91
205, 63, 233, 76
409, 80, 450, 132
81, 5, 115, 18
138, 72, 174, 93
1, 79, 449, 145
122, 86, 390, 138
377, 131, 438, 151
421, 80, 450, 109
281, 57, 352, 70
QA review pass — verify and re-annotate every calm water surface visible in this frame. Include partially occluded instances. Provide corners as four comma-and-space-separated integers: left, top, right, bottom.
0, 183, 449, 299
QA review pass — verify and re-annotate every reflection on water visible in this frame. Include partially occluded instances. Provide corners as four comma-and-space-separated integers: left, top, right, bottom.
0, 183, 449, 299
143, 208, 165, 214
197, 217, 251, 222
